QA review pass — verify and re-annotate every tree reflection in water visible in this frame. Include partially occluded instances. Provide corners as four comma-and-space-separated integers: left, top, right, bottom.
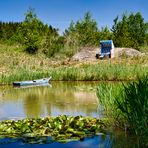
24, 93, 43, 118
0, 81, 99, 118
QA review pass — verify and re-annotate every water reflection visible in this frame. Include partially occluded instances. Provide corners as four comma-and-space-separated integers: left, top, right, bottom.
0, 81, 99, 120
24, 93, 43, 117
0, 134, 112, 148
0, 133, 140, 148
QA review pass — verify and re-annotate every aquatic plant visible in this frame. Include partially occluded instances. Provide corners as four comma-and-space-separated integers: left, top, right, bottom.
96, 82, 123, 126
115, 76, 148, 137
0, 115, 106, 143
97, 76, 148, 146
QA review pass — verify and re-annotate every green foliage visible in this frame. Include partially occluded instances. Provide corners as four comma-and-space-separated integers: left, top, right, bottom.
75, 12, 99, 46
112, 14, 131, 47
99, 26, 113, 40
97, 83, 124, 126
0, 115, 106, 143
0, 9, 148, 57
42, 30, 64, 57
16, 8, 44, 53
63, 21, 80, 57
112, 12, 148, 50
64, 12, 100, 56
97, 76, 148, 145
144, 24, 148, 48
116, 76, 148, 137
128, 13, 147, 48
0, 21, 21, 41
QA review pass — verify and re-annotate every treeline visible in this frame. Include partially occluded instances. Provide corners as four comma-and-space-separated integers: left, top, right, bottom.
0, 8, 148, 57
112, 12, 148, 49
0, 22, 21, 40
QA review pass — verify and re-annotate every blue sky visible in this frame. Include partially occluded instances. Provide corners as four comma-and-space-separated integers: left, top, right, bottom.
0, 0, 147, 33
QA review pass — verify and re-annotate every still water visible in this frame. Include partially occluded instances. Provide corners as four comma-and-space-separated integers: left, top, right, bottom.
0, 82, 137, 148
0, 81, 99, 120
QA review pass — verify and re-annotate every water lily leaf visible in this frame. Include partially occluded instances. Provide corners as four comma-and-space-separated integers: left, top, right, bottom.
66, 127, 75, 133
0, 115, 107, 143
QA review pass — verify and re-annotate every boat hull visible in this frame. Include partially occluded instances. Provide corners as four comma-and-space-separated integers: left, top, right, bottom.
13, 77, 51, 86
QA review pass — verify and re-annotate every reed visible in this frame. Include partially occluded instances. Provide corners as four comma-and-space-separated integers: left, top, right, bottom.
115, 76, 148, 137
97, 76, 148, 144
49, 62, 147, 81
0, 61, 147, 84
0, 68, 51, 84
96, 82, 123, 125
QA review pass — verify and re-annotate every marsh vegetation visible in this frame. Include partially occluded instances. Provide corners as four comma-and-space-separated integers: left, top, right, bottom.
97, 76, 148, 146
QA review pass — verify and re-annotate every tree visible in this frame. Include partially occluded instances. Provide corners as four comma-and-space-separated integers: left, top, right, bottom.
0, 21, 21, 41
128, 12, 147, 49
64, 12, 99, 56
112, 13, 132, 48
145, 23, 148, 46
75, 12, 99, 46
112, 12, 147, 50
16, 8, 44, 53
42, 28, 64, 57
99, 26, 113, 40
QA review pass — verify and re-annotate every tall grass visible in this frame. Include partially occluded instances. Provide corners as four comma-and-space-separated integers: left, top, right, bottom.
0, 68, 51, 84
97, 76, 148, 146
115, 76, 148, 137
0, 61, 147, 84
50, 62, 147, 81
96, 82, 123, 125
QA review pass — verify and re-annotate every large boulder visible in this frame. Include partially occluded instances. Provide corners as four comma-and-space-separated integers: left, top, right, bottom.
71, 47, 144, 61
114, 48, 145, 57
71, 47, 99, 61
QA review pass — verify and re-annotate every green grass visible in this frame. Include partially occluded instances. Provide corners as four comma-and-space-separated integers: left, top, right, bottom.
51, 62, 147, 81
1, 62, 147, 84
97, 82, 123, 126
97, 76, 148, 146
0, 43, 148, 84
116, 76, 148, 136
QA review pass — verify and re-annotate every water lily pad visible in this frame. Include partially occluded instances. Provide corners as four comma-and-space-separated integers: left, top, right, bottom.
0, 115, 106, 143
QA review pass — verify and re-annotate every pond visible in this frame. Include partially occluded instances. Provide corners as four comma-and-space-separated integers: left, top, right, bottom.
0, 81, 100, 120
0, 81, 137, 147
